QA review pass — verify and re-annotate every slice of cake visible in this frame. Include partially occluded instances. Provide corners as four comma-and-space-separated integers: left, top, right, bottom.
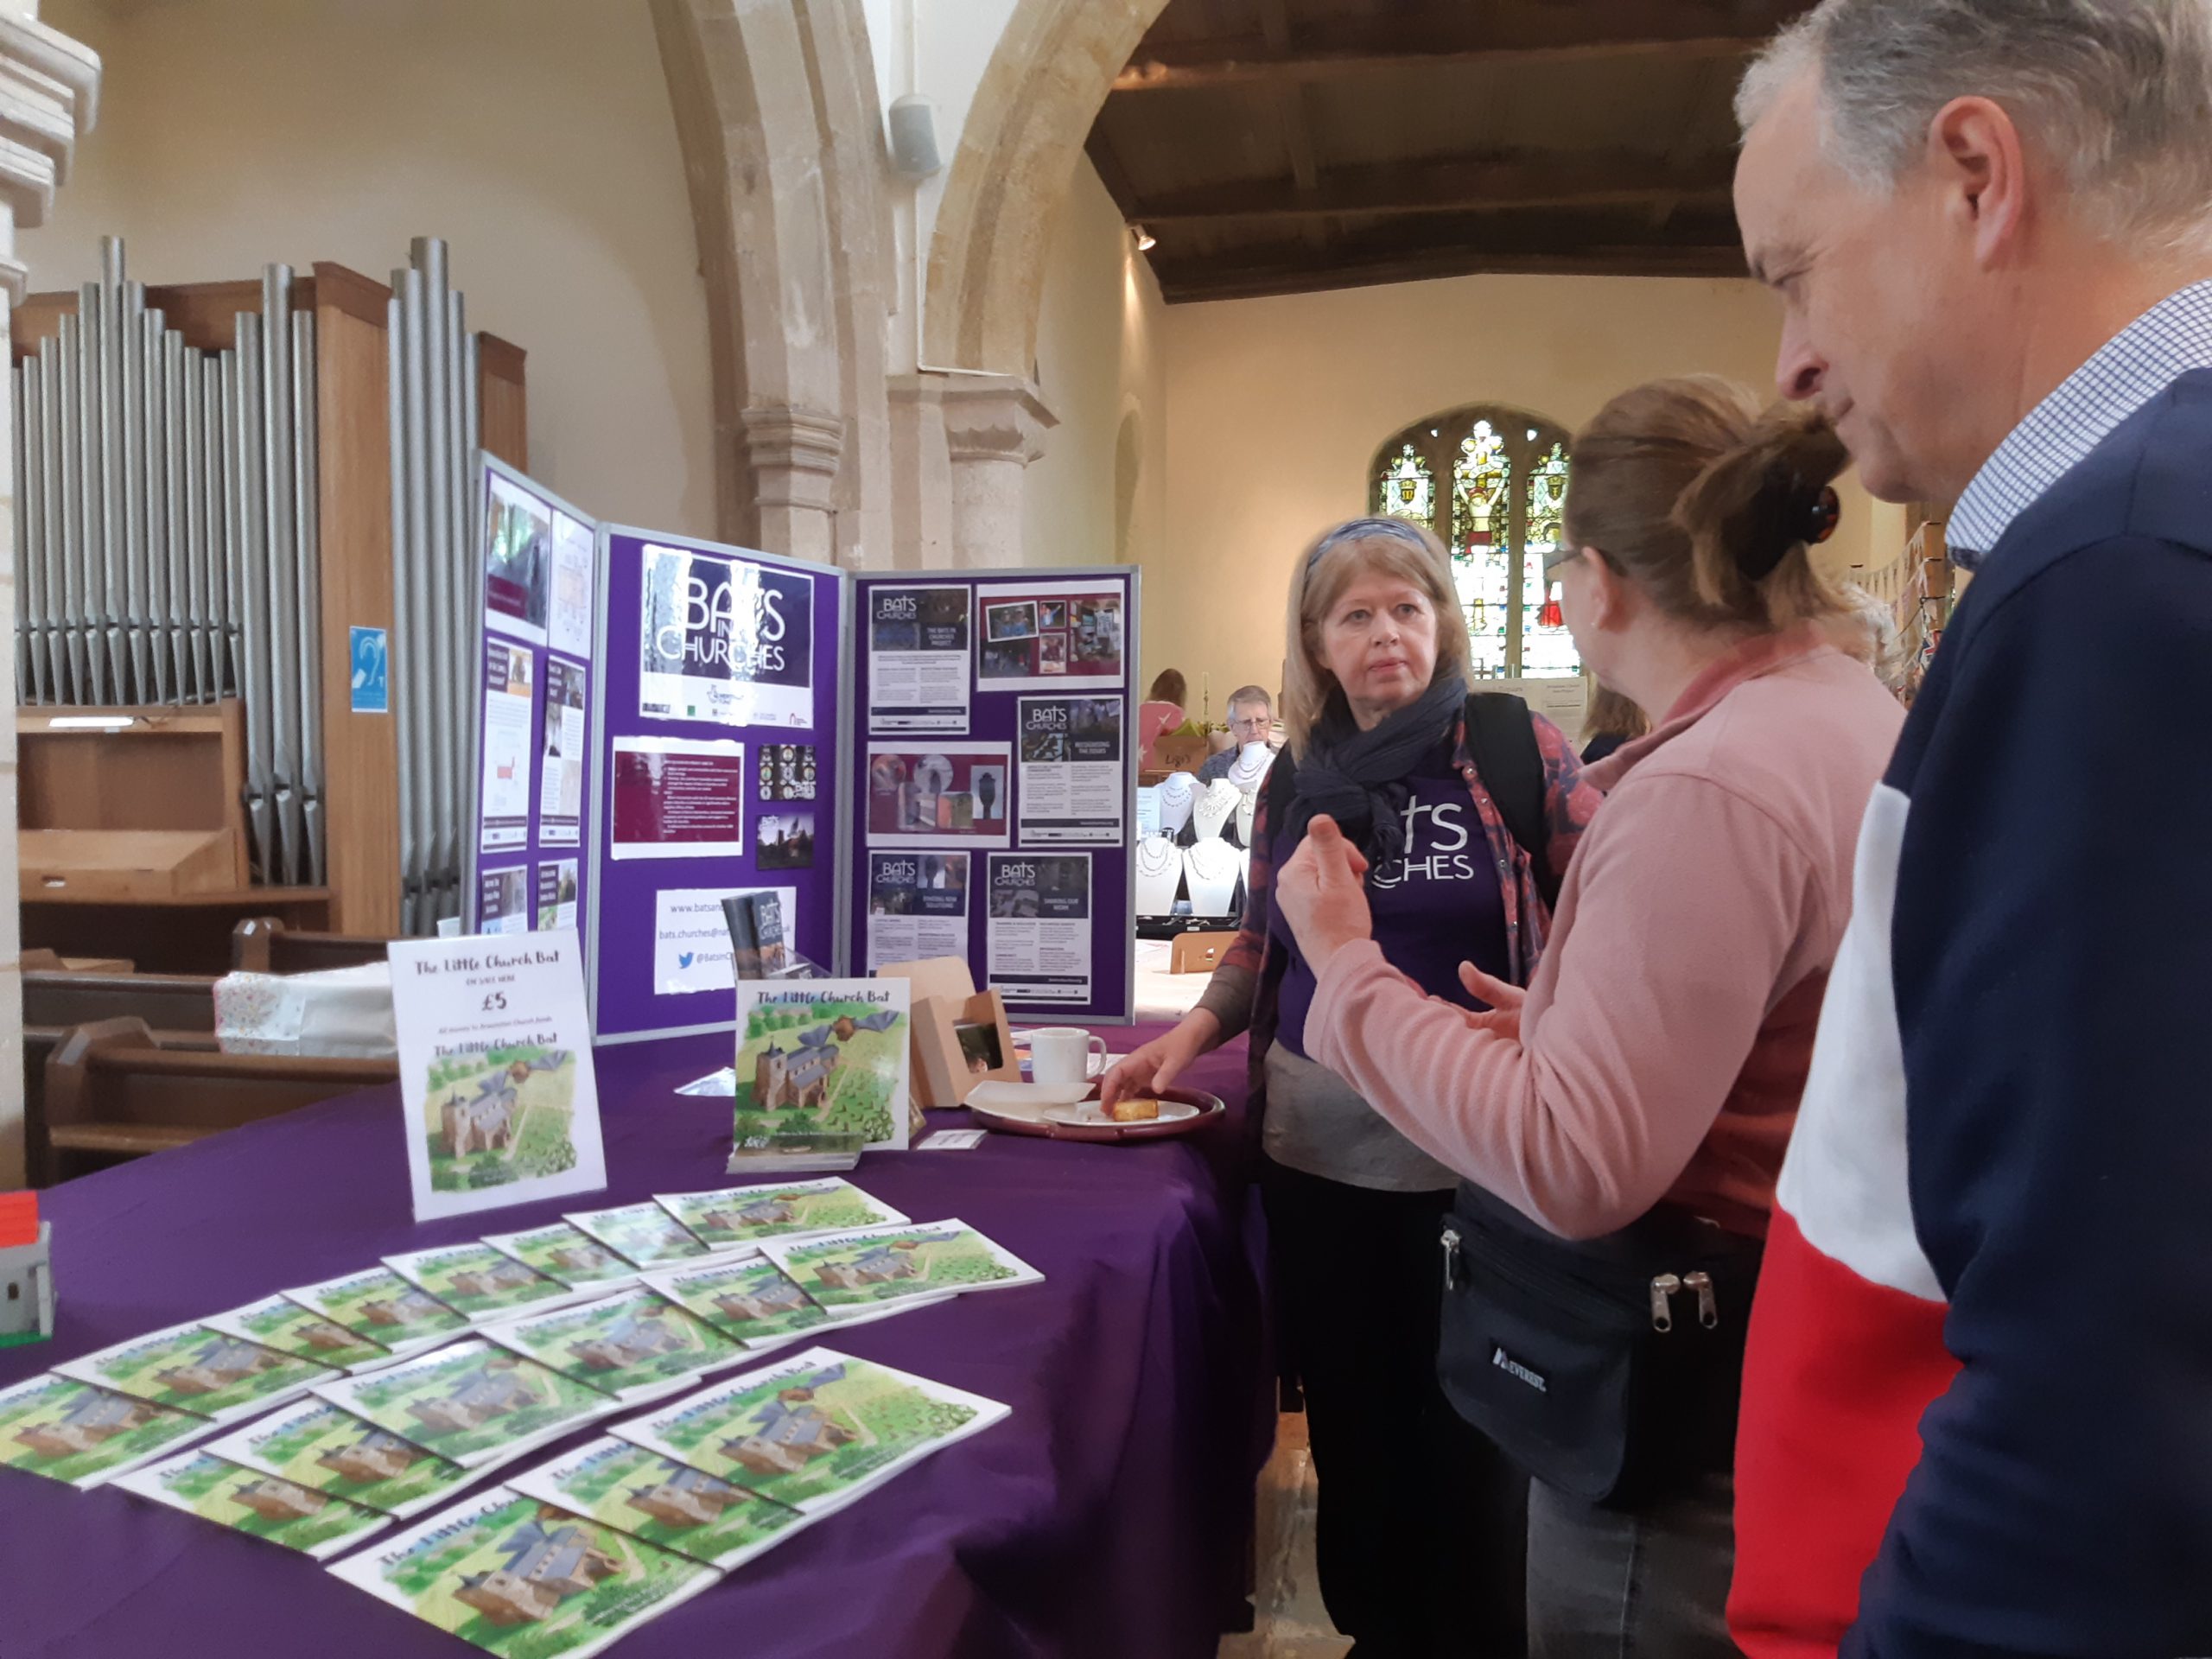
1105, 1096, 1161, 1123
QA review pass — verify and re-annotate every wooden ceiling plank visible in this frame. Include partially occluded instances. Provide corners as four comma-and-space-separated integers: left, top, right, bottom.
1157, 242, 1750, 302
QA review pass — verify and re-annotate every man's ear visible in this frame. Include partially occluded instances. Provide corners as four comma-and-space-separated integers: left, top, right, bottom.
1929, 94, 2029, 269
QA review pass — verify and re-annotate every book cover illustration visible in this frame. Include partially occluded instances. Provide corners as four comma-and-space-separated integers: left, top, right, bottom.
562, 1202, 710, 1269
721, 890, 794, 980
284, 1267, 473, 1357
53, 1318, 339, 1427
385, 1243, 582, 1322
327, 1487, 720, 1659
639, 1255, 834, 1348
760, 1218, 1044, 1313
0, 1372, 213, 1489
507, 1436, 810, 1573
481, 1222, 640, 1290
652, 1178, 906, 1250
204, 1293, 394, 1372
419, 1046, 589, 1206
480, 1287, 743, 1405
730, 980, 912, 1171
205, 1395, 521, 1522
315, 1339, 616, 1469
612, 1347, 1010, 1515
114, 1449, 391, 1560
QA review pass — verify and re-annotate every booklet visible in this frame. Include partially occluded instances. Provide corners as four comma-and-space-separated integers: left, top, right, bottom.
652, 1178, 907, 1251
205, 1395, 524, 1522
507, 1435, 810, 1572
0, 1372, 213, 1489
327, 1486, 721, 1659
314, 1339, 616, 1470
760, 1218, 1044, 1313
639, 1255, 835, 1348
480, 1287, 744, 1405
388, 931, 610, 1224
385, 1243, 582, 1322
54, 1319, 339, 1427
729, 979, 912, 1173
283, 1268, 472, 1358
115, 1449, 391, 1560
482, 1221, 641, 1290
563, 1202, 711, 1269
611, 1346, 1010, 1516
204, 1293, 395, 1372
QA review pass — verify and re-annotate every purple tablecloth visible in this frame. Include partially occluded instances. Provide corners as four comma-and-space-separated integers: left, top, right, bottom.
0, 1025, 1270, 1659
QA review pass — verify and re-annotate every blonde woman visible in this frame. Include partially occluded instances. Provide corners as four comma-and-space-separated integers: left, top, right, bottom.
1105, 516, 1601, 1656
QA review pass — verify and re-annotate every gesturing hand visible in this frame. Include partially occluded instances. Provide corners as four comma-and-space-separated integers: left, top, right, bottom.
1274, 815, 1375, 976
1457, 962, 1527, 1041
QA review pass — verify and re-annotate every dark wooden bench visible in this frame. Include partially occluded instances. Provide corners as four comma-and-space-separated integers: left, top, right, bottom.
231, 916, 391, 975
22, 970, 222, 1186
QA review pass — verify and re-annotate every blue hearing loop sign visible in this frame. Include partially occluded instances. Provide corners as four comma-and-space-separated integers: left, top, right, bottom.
349, 626, 390, 714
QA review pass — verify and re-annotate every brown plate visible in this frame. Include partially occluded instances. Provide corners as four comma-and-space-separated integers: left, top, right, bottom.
967, 1083, 1226, 1143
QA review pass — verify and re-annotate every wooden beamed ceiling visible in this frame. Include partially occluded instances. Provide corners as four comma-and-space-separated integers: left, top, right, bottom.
1087, 0, 1817, 302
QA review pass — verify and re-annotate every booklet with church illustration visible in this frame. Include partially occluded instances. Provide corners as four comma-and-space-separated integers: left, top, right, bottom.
114, 1449, 392, 1560
282, 1267, 471, 1359
728, 979, 912, 1174
638, 1253, 836, 1348
563, 1201, 711, 1269
758, 1218, 1044, 1313
54, 1317, 340, 1427
313, 1338, 617, 1470
204, 1395, 523, 1521
479, 1287, 744, 1405
384, 1242, 583, 1322
327, 1485, 721, 1659
480, 1220, 641, 1290
506, 1434, 812, 1572
204, 1292, 395, 1372
0, 1372, 214, 1489
611, 1346, 1010, 1516
652, 1177, 907, 1251
388, 930, 609, 1224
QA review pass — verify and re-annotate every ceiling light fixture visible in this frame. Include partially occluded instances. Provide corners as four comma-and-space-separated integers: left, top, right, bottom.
1131, 225, 1157, 251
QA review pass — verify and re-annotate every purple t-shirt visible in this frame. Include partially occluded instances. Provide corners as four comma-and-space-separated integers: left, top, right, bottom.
1271, 742, 1513, 1058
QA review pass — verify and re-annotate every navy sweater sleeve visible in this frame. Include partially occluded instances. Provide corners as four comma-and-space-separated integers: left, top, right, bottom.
1847, 535, 2212, 1656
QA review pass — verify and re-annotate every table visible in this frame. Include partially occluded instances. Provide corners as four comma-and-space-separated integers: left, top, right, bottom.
0, 1024, 1269, 1659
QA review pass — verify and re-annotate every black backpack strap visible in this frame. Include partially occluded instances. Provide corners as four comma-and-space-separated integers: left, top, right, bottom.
1463, 692, 1560, 911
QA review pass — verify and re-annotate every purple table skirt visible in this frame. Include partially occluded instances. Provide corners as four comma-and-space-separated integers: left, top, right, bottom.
0, 1025, 1271, 1659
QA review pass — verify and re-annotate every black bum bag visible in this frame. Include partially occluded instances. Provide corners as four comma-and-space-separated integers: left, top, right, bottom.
1436, 1183, 1763, 1509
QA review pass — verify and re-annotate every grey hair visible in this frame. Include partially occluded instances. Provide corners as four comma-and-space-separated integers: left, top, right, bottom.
1223, 683, 1272, 715
1738, 1, 2212, 257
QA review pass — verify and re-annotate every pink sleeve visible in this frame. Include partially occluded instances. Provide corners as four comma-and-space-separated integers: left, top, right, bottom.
1304, 772, 1818, 1239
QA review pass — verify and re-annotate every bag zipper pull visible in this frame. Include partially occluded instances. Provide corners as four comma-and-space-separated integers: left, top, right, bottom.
1440, 1227, 1461, 1292
1683, 1271, 1719, 1329
1649, 1273, 1681, 1332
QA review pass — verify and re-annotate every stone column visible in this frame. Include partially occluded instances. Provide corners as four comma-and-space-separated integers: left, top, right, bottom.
0, 9, 99, 1186
938, 376, 1056, 569
737, 404, 844, 566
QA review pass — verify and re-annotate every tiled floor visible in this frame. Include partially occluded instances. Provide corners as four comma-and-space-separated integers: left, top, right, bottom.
1219, 1414, 1353, 1659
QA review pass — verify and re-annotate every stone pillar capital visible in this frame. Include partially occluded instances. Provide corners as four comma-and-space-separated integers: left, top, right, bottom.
937, 375, 1058, 466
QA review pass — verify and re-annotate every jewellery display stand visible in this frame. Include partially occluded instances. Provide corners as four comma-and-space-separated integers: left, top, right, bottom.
1154, 772, 1197, 838
1183, 840, 1242, 918
1191, 779, 1240, 843
1135, 836, 1183, 915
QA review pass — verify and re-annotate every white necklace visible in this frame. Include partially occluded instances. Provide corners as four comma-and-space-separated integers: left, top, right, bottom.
1191, 779, 1240, 841
1135, 838, 1178, 875
1156, 771, 1196, 836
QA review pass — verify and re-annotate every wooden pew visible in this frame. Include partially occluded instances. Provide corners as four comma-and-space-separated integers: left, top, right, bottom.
22, 969, 222, 1186
231, 916, 391, 976
41, 1018, 396, 1180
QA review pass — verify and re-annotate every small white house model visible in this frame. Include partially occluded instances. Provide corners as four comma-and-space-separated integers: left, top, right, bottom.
0, 1221, 54, 1344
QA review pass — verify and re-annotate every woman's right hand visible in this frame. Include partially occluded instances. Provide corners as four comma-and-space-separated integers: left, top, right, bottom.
1100, 1008, 1221, 1109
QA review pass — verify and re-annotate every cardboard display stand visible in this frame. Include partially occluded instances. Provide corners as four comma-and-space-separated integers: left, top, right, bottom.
878, 956, 1020, 1109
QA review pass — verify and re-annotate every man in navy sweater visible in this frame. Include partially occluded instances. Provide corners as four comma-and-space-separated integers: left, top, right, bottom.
1725, 3, 2212, 1656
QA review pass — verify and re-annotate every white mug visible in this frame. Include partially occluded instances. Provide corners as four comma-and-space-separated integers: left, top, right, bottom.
1029, 1027, 1107, 1088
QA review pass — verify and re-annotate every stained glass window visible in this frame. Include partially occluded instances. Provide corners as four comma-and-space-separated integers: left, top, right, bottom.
1451, 423, 1512, 677
1521, 442, 1580, 678
1378, 443, 1433, 527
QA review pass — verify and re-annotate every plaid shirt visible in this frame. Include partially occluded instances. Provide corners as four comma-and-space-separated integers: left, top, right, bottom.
1949, 281, 2212, 567
1221, 708, 1603, 1120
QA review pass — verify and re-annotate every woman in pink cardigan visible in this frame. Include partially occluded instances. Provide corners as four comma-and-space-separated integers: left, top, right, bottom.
1273, 378, 1904, 1656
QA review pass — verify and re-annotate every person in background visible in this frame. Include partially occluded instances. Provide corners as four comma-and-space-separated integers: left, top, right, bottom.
1198, 684, 1277, 786
1106, 516, 1600, 1658
1269, 380, 1902, 1656
1138, 668, 1188, 765
1577, 682, 1649, 765
1726, 3, 2212, 1653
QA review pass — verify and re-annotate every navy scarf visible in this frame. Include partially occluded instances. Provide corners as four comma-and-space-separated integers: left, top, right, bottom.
1282, 674, 1465, 864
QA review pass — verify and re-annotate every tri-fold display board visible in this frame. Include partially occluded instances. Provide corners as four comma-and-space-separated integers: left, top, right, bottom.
464, 459, 1138, 1041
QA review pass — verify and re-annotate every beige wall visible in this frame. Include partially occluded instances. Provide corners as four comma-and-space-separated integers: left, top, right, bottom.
1021, 157, 1166, 572
22, 0, 715, 538
1148, 271, 1907, 702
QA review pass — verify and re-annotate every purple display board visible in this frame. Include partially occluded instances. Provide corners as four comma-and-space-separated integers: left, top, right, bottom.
848, 568, 1137, 1023
465, 459, 598, 951
587, 526, 849, 1043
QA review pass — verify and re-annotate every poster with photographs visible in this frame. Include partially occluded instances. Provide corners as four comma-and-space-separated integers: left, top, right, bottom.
1016, 696, 1125, 845
984, 853, 1092, 1004
755, 808, 815, 870
638, 542, 816, 729
864, 742, 1012, 849
548, 508, 597, 662
865, 853, 969, 970
478, 865, 530, 935
867, 583, 972, 733
536, 858, 580, 931
610, 736, 747, 861
479, 639, 534, 852
974, 580, 1125, 691
484, 474, 552, 647
757, 742, 818, 803
537, 658, 588, 847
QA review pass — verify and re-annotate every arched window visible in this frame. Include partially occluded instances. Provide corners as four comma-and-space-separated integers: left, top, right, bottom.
1370, 404, 1578, 679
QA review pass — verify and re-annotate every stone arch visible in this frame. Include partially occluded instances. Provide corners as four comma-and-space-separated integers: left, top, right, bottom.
652, 0, 892, 565
924, 0, 1170, 377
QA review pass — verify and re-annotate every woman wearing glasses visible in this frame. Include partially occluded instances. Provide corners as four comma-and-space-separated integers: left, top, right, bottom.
1105, 514, 1601, 1657
1268, 378, 1904, 1656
